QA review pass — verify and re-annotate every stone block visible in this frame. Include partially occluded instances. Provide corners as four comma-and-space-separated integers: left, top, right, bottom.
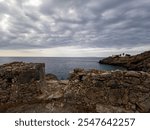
0, 62, 45, 110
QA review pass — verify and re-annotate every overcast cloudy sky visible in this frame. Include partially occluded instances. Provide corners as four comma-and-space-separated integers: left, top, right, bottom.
0, 0, 150, 57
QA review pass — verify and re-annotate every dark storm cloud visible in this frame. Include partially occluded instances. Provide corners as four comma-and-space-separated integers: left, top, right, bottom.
0, 0, 150, 50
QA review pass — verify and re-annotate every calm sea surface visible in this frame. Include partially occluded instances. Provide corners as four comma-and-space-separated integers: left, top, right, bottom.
0, 57, 124, 79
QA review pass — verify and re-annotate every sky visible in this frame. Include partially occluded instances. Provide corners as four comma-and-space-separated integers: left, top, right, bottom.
0, 0, 150, 57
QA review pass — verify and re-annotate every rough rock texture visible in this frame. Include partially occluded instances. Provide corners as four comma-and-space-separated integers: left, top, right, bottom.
6, 80, 72, 113
5, 68, 150, 113
99, 50, 150, 72
45, 73, 58, 80
1, 61, 150, 113
0, 62, 45, 111
67, 69, 150, 112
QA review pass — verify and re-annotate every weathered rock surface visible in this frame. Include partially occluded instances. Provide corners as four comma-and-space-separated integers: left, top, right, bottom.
1, 62, 150, 113
45, 73, 58, 80
67, 69, 150, 112
99, 50, 150, 72
0, 62, 45, 112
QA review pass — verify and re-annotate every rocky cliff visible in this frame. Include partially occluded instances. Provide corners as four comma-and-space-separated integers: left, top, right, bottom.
99, 51, 150, 72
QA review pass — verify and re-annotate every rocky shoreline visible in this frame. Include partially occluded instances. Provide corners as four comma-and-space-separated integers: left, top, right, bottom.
0, 51, 150, 112
99, 50, 150, 72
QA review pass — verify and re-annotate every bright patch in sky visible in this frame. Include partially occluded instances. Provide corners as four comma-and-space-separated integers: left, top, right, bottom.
23, 0, 42, 6
0, 14, 9, 31
0, 45, 149, 57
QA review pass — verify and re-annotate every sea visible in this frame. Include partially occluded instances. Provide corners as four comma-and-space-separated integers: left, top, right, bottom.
0, 57, 125, 79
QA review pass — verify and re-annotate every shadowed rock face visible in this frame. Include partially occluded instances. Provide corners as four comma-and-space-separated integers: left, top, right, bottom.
99, 51, 150, 72
0, 62, 45, 111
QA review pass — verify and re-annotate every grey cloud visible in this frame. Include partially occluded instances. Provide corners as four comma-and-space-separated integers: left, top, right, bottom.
0, 0, 150, 50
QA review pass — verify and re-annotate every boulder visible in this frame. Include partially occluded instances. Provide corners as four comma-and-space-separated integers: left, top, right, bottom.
45, 73, 58, 80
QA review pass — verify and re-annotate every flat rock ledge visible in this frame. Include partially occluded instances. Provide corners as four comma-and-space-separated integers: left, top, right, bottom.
0, 62, 150, 112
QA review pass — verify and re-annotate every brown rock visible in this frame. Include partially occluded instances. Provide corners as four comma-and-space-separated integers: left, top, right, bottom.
96, 104, 131, 113
1, 61, 150, 113
99, 50, 150, 72
125, 71, 141, 78
0, 62, 45, 111
45, 73, 58, 80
